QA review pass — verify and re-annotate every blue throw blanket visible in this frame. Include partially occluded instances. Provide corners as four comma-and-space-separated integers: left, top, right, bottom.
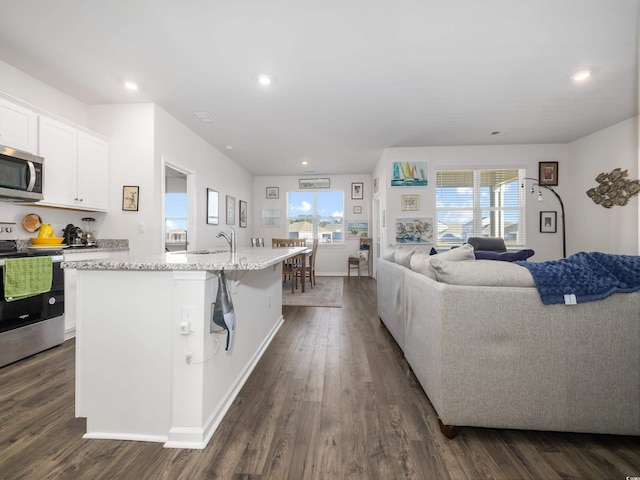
515, 252, 640, 305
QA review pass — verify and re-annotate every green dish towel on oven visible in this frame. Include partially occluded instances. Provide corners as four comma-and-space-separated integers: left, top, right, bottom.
3, 256, 53, 302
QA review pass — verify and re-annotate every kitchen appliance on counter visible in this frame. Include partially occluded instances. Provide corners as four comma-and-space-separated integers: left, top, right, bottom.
0, 145, 44, 202
81, 217, 97, 246
63, 223, 85, 247
0, 221, 64, 367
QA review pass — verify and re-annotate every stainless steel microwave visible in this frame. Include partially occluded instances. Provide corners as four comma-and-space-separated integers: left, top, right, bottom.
0, 145, 44, 201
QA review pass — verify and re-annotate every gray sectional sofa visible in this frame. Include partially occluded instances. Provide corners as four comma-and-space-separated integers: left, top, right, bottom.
377, 244, 640, 437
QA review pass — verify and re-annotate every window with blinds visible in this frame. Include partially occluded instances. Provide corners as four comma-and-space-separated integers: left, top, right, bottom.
435, 168, 526, 246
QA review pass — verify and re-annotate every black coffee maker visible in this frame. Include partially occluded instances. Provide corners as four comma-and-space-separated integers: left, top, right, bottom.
63, 224, 84, 246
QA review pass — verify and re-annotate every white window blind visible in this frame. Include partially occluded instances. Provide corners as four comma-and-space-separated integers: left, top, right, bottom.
435, 168, 525, 246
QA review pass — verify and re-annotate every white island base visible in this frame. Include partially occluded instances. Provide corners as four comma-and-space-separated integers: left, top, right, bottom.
75, 264, 284, 449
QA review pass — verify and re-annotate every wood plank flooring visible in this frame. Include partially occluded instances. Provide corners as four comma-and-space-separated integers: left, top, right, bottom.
1, 277, 639, 479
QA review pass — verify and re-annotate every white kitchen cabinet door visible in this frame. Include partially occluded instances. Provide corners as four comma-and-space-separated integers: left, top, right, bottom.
77, 132, 109, 211
38, 115, 79, 208
0, 97, 38, 153
38, 115, 109, 211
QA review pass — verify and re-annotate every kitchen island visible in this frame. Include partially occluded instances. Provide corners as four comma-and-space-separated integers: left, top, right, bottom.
62, 247, 305, 449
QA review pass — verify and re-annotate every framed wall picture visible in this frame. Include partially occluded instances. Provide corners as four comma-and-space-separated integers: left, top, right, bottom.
239, 200, 247, 228
351, 182, 364, 199
299, 178, 330, 189
261, 209, 281, 227
266, 187, 279, 199
540, 211, 557, 233
401, 194, 420, 211
122, 186, 139, 211
347, 221, 369, 239
539, 161, 559, 186
395, 217, 434, 244
206, 188, 219, 225
353, 205, 362, 214
226, 195, 235, 225
391, 161, 428, 187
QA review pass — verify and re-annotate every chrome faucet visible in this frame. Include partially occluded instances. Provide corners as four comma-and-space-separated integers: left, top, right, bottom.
217, 226, 236, 252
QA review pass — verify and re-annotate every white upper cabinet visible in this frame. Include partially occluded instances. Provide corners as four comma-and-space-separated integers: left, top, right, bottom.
77, 131, 109, 211
38, 115, 109, 212
0, 97, 38, 153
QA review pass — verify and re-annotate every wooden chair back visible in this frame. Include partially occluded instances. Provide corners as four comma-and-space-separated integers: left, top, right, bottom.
272, 238, 307, 247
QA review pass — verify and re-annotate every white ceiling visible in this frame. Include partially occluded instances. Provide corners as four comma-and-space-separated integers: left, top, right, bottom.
0, 0, 637, 176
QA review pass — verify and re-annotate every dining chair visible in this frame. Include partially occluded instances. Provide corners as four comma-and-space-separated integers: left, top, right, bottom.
347, 237, 372, 279
251, 237, 265, 247
303, 238, 319, 287
271, 238, 302, 292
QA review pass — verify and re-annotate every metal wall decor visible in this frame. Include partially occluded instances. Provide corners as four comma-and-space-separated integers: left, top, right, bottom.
586, 168, 639, 208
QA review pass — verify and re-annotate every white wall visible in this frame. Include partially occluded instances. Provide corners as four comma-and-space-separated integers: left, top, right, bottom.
86, 104, 254, 256
252, 174, 371, 275
567, 116, 638, 255
153, 105, 254, 252
0, 60, 88, 127
376, 144, 569, 261
87, 104, 156, 255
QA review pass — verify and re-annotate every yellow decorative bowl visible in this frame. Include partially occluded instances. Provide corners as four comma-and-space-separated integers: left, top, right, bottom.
30, 237, 64, 246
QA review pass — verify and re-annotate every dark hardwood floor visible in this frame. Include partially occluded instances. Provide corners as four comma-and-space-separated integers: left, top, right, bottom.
1, 277, 639, 479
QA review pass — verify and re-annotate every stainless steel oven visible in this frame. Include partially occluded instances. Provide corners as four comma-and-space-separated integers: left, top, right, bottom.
0, 222, 64, 367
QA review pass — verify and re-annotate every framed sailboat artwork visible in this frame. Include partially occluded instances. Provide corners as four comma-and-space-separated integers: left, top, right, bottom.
390, 161, 429, 187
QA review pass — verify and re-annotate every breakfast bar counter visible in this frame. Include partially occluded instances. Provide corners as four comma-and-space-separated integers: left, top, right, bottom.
64, 247, 304, 449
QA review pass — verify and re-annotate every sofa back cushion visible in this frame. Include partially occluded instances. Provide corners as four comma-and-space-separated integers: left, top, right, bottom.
410, 243, 475, 278
394, 246, 417, 268
430, 258, 535, 287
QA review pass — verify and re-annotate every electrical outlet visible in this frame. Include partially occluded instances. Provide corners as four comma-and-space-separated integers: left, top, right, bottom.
180, 306, 195, 335
180, 321, 191, 335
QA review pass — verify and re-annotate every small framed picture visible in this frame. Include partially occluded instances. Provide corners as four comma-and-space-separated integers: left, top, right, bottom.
239, 200, 247, 228
539, 161, 559, 186
122, 186, 139, 211
540, 211, 557, 233
300, 178, 330, 189
401, 194, 420, 211
353, 206, 362, 214
226, 195, 235, 225
266, 187, 279, 199
351, 182, 364, 199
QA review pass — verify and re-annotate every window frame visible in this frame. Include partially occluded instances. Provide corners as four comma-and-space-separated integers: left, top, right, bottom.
286, 190, 345, 244
435, 168, 526, 247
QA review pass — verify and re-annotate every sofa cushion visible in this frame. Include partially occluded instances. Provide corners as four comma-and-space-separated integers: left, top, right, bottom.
410, 251, 437, 279
431, 259, 535, 287
394, 246, 417, 267
410, 243, 475, 278
382, 245, 395, 262
474, 249, 535, 262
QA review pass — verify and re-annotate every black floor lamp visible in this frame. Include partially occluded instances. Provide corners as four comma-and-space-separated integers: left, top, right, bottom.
521, 177, 566, 258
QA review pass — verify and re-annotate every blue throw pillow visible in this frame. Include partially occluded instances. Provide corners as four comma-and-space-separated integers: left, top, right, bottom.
474, 249, 535, 262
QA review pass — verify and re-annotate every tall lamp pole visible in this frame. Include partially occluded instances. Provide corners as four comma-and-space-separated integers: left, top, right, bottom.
521, 177, 566, 258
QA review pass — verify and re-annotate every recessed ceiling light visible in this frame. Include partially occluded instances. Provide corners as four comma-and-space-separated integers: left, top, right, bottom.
572, 70, 592, 82
124, 81, 139, 91
257, 74, 272, 86
301, 160, 309, 166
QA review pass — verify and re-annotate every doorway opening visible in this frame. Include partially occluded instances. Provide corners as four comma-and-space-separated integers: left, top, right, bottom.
164, 162, 194, 252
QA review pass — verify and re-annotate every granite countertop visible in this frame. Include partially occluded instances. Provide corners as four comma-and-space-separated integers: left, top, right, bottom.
61, 246, 308, 271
